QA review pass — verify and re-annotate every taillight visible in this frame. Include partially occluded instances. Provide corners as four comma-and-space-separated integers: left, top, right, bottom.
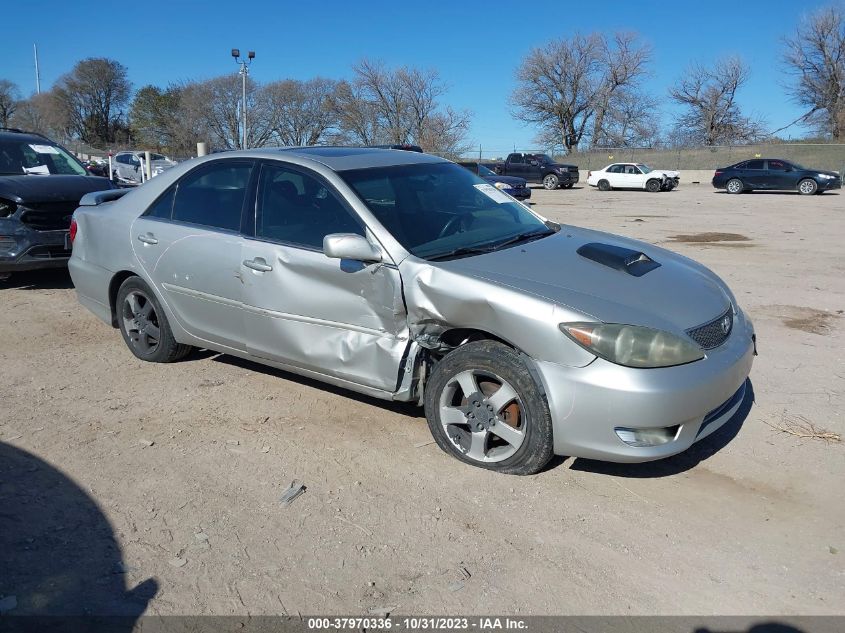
69, 218, 78, 244
587, 171, 592, 178
714, 170, 723, 176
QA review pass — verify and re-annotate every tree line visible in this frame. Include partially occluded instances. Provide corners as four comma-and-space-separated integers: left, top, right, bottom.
0, 5, 842, 156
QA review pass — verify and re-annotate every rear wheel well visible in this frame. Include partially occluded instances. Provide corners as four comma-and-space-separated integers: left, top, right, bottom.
108, 271, 138, 327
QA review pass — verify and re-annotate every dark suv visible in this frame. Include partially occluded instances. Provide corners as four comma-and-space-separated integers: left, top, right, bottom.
0, 128, 114, 280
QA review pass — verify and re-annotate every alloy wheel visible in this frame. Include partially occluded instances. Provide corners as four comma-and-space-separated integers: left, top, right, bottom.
121, 290, 161, 355
438, 370, 526, 463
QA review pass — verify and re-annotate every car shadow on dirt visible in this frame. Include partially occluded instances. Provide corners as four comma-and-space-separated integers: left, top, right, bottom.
564, 379, 755, 478
0, 441, 158, 620
0, 269, 74, 290
212, 354, 425, 419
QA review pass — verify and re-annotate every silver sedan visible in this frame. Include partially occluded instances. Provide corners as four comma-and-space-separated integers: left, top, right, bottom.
68, 148, 755, 474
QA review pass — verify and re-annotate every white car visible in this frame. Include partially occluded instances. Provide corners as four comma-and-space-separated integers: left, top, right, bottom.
111, 151, 177, 185
587, 163, 680, 192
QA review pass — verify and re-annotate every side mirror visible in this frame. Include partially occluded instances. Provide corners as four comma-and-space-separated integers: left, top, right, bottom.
323, 233, 382, 263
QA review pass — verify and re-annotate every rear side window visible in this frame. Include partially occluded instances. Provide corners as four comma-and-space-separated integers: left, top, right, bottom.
745, 160, 764, 170
146, 187, 176, 219
171, 161, 253, 231
509, 155, 524, 164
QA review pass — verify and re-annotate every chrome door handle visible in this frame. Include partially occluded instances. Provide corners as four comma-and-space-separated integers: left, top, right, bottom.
243, 258, 272, 272
137, 234, 158, 245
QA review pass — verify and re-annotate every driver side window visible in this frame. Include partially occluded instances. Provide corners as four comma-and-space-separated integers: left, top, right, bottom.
256, 164, 363, 249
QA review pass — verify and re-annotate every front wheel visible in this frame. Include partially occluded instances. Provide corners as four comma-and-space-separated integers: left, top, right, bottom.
798, 178, 818, 195
646, 179, 662, 193
542, 174, 559, 190
116, 277, 192, 363
424, 340, 554, 475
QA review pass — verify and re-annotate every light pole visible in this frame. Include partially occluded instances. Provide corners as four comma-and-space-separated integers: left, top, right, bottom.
231, 48, 255, 149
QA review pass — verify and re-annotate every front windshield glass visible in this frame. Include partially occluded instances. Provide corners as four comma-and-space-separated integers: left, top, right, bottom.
636, 164, 653, 174
0, 140, 87, 176
478, 164, 497, 177
340, 162, 553, 260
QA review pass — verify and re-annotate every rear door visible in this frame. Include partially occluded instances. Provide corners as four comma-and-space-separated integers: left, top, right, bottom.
604, 164, 626, 188
743, 159, 767, 188
131, 159, 255, 351
239, 161, 408, 392
507, 154, 528, 179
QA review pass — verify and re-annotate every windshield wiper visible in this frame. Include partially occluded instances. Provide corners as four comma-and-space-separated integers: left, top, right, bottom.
427, 228, 555, 262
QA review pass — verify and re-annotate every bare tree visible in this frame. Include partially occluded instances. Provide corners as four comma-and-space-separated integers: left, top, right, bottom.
0, 80, 20, 127
511, 32, 652, 153
669, 57, 764, 145
10, 91, 73, 141
331, 60, 472, 156
52, 58, 132, 145
782, 6, 845, 139
263, 78, 340, 146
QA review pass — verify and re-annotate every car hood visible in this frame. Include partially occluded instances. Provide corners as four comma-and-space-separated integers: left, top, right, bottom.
437, 227, 732, 333
484, 175, 526, 187
0, 175, 114, 204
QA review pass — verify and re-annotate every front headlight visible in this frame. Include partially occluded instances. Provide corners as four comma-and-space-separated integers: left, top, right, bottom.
559, 322, 704, 368
817, 173, 834, 179
493, 181, 512, 190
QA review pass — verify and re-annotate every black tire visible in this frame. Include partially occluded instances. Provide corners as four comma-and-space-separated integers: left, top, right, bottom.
542, 173, 559, 190
597, 179, 611, 191
726, 178, 744, 194
646, 179, 662, 193
424, 340, 554, 475
116, 276, 192, 363
798, 178, 818, 195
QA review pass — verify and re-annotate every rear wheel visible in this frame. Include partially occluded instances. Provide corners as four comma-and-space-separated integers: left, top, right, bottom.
542, 174, 559, 190
798, 178, 818, 195
646, 179, 662, 193
726, 178, 743, 194
424, 340, 554, 475
597, 179, 611, 191
116, 277, 192, 363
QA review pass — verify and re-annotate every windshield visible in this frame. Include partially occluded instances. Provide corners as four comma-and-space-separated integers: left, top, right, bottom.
0, 140, 88, 176
636, 164, 653, 174
478, 164, 497, 177
340, 162, 553, 260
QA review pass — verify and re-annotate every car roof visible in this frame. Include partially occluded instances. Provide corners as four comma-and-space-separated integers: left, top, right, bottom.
215, 146, 449, 171
0, 129, 53, 143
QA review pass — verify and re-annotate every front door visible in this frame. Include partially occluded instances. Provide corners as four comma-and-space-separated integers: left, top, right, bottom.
766, 159, 799, 190
131, 159, 255, 351
240, 162, 409, 392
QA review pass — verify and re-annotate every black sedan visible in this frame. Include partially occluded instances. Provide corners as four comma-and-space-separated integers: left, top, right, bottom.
458, 162, 531, 201
713, 158, 841, 195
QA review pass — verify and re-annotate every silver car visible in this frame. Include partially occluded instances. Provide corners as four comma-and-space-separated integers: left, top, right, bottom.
112, 151, 176, 185
69, 148, 755, 475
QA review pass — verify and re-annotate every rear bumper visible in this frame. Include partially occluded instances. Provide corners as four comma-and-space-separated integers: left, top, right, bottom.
536, 310, 756, 462
0, 229, 71, 272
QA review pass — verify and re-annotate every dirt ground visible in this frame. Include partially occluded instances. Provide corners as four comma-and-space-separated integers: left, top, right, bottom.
1, 184, 843, 617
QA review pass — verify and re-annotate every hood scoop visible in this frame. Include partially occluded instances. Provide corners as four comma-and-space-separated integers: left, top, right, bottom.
576, 242, 661, 277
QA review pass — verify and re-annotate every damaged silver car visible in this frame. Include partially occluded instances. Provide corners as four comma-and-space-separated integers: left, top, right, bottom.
69, 148, 755, 474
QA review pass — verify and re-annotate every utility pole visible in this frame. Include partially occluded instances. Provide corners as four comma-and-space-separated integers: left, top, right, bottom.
231, 49, 255, 149
33, 44, 41, 94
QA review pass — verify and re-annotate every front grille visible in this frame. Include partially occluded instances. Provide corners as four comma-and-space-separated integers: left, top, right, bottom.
568, 166, 579, 172
19, 201, 77, 231
686, 307, 733, 349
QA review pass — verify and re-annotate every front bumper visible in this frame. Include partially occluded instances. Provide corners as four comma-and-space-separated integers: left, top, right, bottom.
819, 178, 841, 190
0, 228, 71, 273
559, 171, 579, 185
535, 311, 756, 462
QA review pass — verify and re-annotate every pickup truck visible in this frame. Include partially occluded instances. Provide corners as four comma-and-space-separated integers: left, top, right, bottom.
491, 153, 579, 190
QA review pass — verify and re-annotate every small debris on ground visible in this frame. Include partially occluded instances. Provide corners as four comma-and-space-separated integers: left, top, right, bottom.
194, 532, 209, 542
261, 446, 271, 453
414, 440, 435, 448
168, 557, 187, 568
139, 439, 154, 448
280, 481, 306, 506
369, 606, 394, 616
830, 546, 839, 555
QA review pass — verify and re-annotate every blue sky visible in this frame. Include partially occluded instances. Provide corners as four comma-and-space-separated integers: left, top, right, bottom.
2, 0, 832, 153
